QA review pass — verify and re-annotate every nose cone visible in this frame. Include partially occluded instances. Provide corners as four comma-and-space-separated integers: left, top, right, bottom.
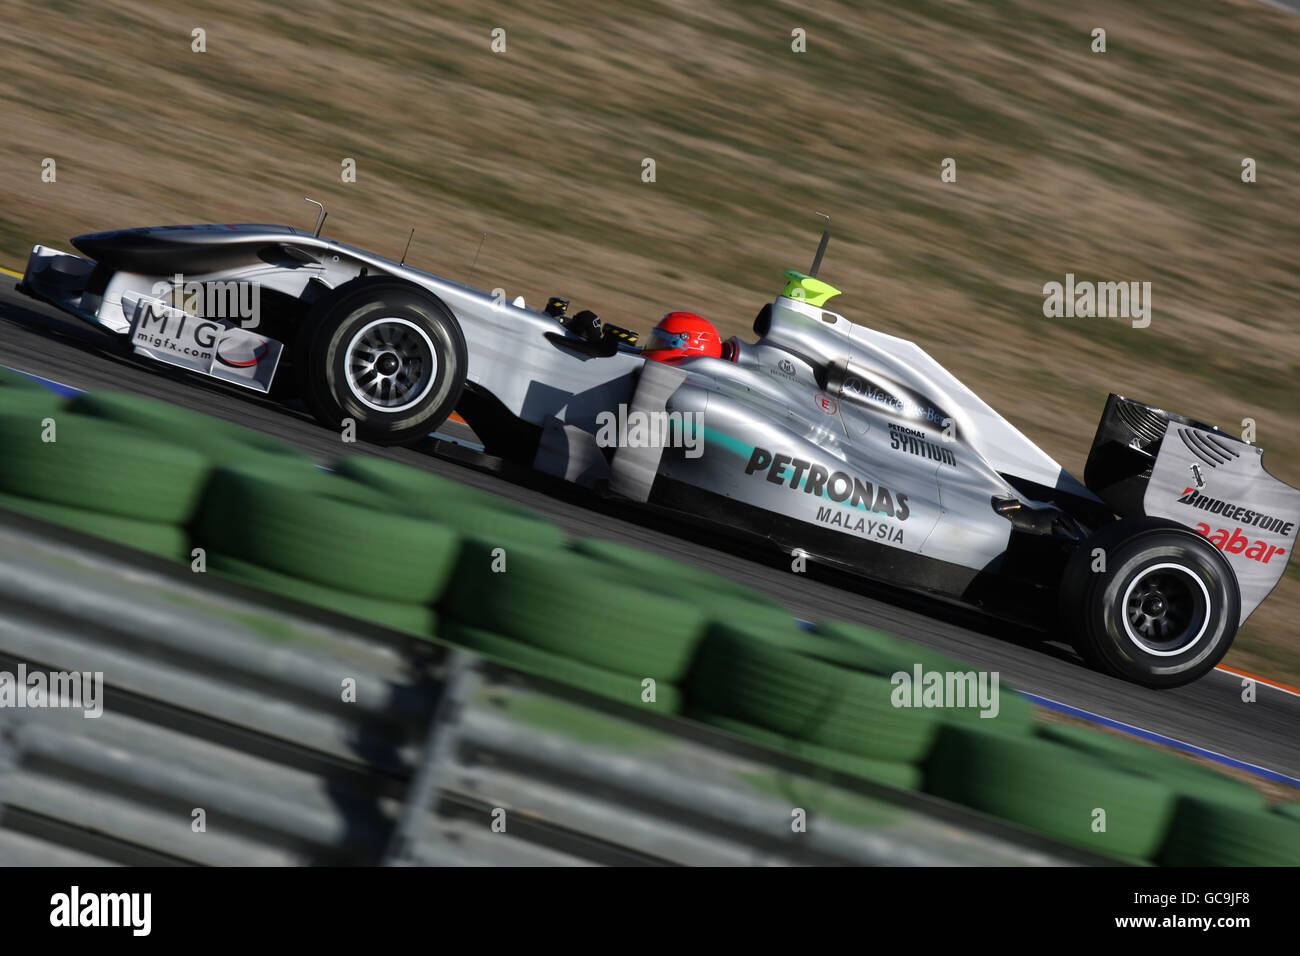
71, 226, 166, 265
70, 224, 302, 273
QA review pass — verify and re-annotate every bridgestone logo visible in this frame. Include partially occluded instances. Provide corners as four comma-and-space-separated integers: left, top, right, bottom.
1176, 487, 1294, 536
888, 423, 955, 466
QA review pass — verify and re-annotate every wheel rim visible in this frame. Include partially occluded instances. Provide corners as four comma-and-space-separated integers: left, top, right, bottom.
343, 318, 438, 413
1120, 562, 1212, 657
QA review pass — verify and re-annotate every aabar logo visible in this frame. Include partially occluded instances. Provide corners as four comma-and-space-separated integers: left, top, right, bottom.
1176, 487, 1294, 537
744, 446, 910, 520
1193, 523, 1287, 564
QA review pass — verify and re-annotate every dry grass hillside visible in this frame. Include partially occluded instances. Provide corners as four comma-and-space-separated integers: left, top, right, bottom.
1, 0, 1297, 678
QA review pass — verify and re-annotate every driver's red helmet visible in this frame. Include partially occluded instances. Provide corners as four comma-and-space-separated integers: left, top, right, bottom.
643, 312, 722, 364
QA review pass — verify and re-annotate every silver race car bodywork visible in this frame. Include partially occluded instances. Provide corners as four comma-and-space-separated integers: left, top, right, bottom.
16, 220, 1300, 686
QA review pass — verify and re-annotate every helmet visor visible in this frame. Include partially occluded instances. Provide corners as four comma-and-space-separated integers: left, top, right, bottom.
644, 328, 691, 353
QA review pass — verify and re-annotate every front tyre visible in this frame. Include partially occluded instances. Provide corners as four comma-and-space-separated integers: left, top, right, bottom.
300, 280, 467, 445
1059, 517, 1240, 689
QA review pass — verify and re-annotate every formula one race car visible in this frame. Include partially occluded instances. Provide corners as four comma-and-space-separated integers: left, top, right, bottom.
16, 214, 1300, 687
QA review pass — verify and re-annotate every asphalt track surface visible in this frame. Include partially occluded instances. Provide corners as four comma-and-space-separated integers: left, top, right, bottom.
0, 278, 1296, 784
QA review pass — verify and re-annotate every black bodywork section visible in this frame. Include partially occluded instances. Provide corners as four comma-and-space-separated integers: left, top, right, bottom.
1084, 393, 1245, 518
650, 477, 1073, 627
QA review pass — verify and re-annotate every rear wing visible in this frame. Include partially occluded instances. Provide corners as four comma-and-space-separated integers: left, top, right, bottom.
1086, 395, 1300, 622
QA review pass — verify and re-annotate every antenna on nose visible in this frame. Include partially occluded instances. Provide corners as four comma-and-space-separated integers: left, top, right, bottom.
304, 197, 328, 237
468, 232, 487, 284
809, 212, 831, 278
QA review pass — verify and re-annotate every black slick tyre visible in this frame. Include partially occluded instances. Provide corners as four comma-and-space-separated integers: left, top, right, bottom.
1059, 517, 1239, 688
299, 279, 466, 446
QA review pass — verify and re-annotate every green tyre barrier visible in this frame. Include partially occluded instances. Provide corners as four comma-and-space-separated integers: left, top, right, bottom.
1157, 797, 1300, 866
208, 552, 437, 635
69, 390, 305, 463
194, 466, 460, 603
441, 620, 681, 713
0, 367, 50, 391
0, 412, 209, 523
811, 619, 1035, 735
923, 723, 1177, 860
1038, 723, 1263, 811
571, 538, 797, 634
202, 455, 392, 510
441, 538, 706, 679
333, 456, 541, 517
813, 619, 974, 677
398, 497, 566, 550
783, 622, 1029, 730
687, 624, 941, 763
0, 490, 188, 560
571, 538, 785, 609
0, 388, 66, 417
691, 711, 921, 790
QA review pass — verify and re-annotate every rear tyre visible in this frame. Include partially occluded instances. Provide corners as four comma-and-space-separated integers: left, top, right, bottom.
1059, 517, 1239, 688
299, 279, 466, 445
